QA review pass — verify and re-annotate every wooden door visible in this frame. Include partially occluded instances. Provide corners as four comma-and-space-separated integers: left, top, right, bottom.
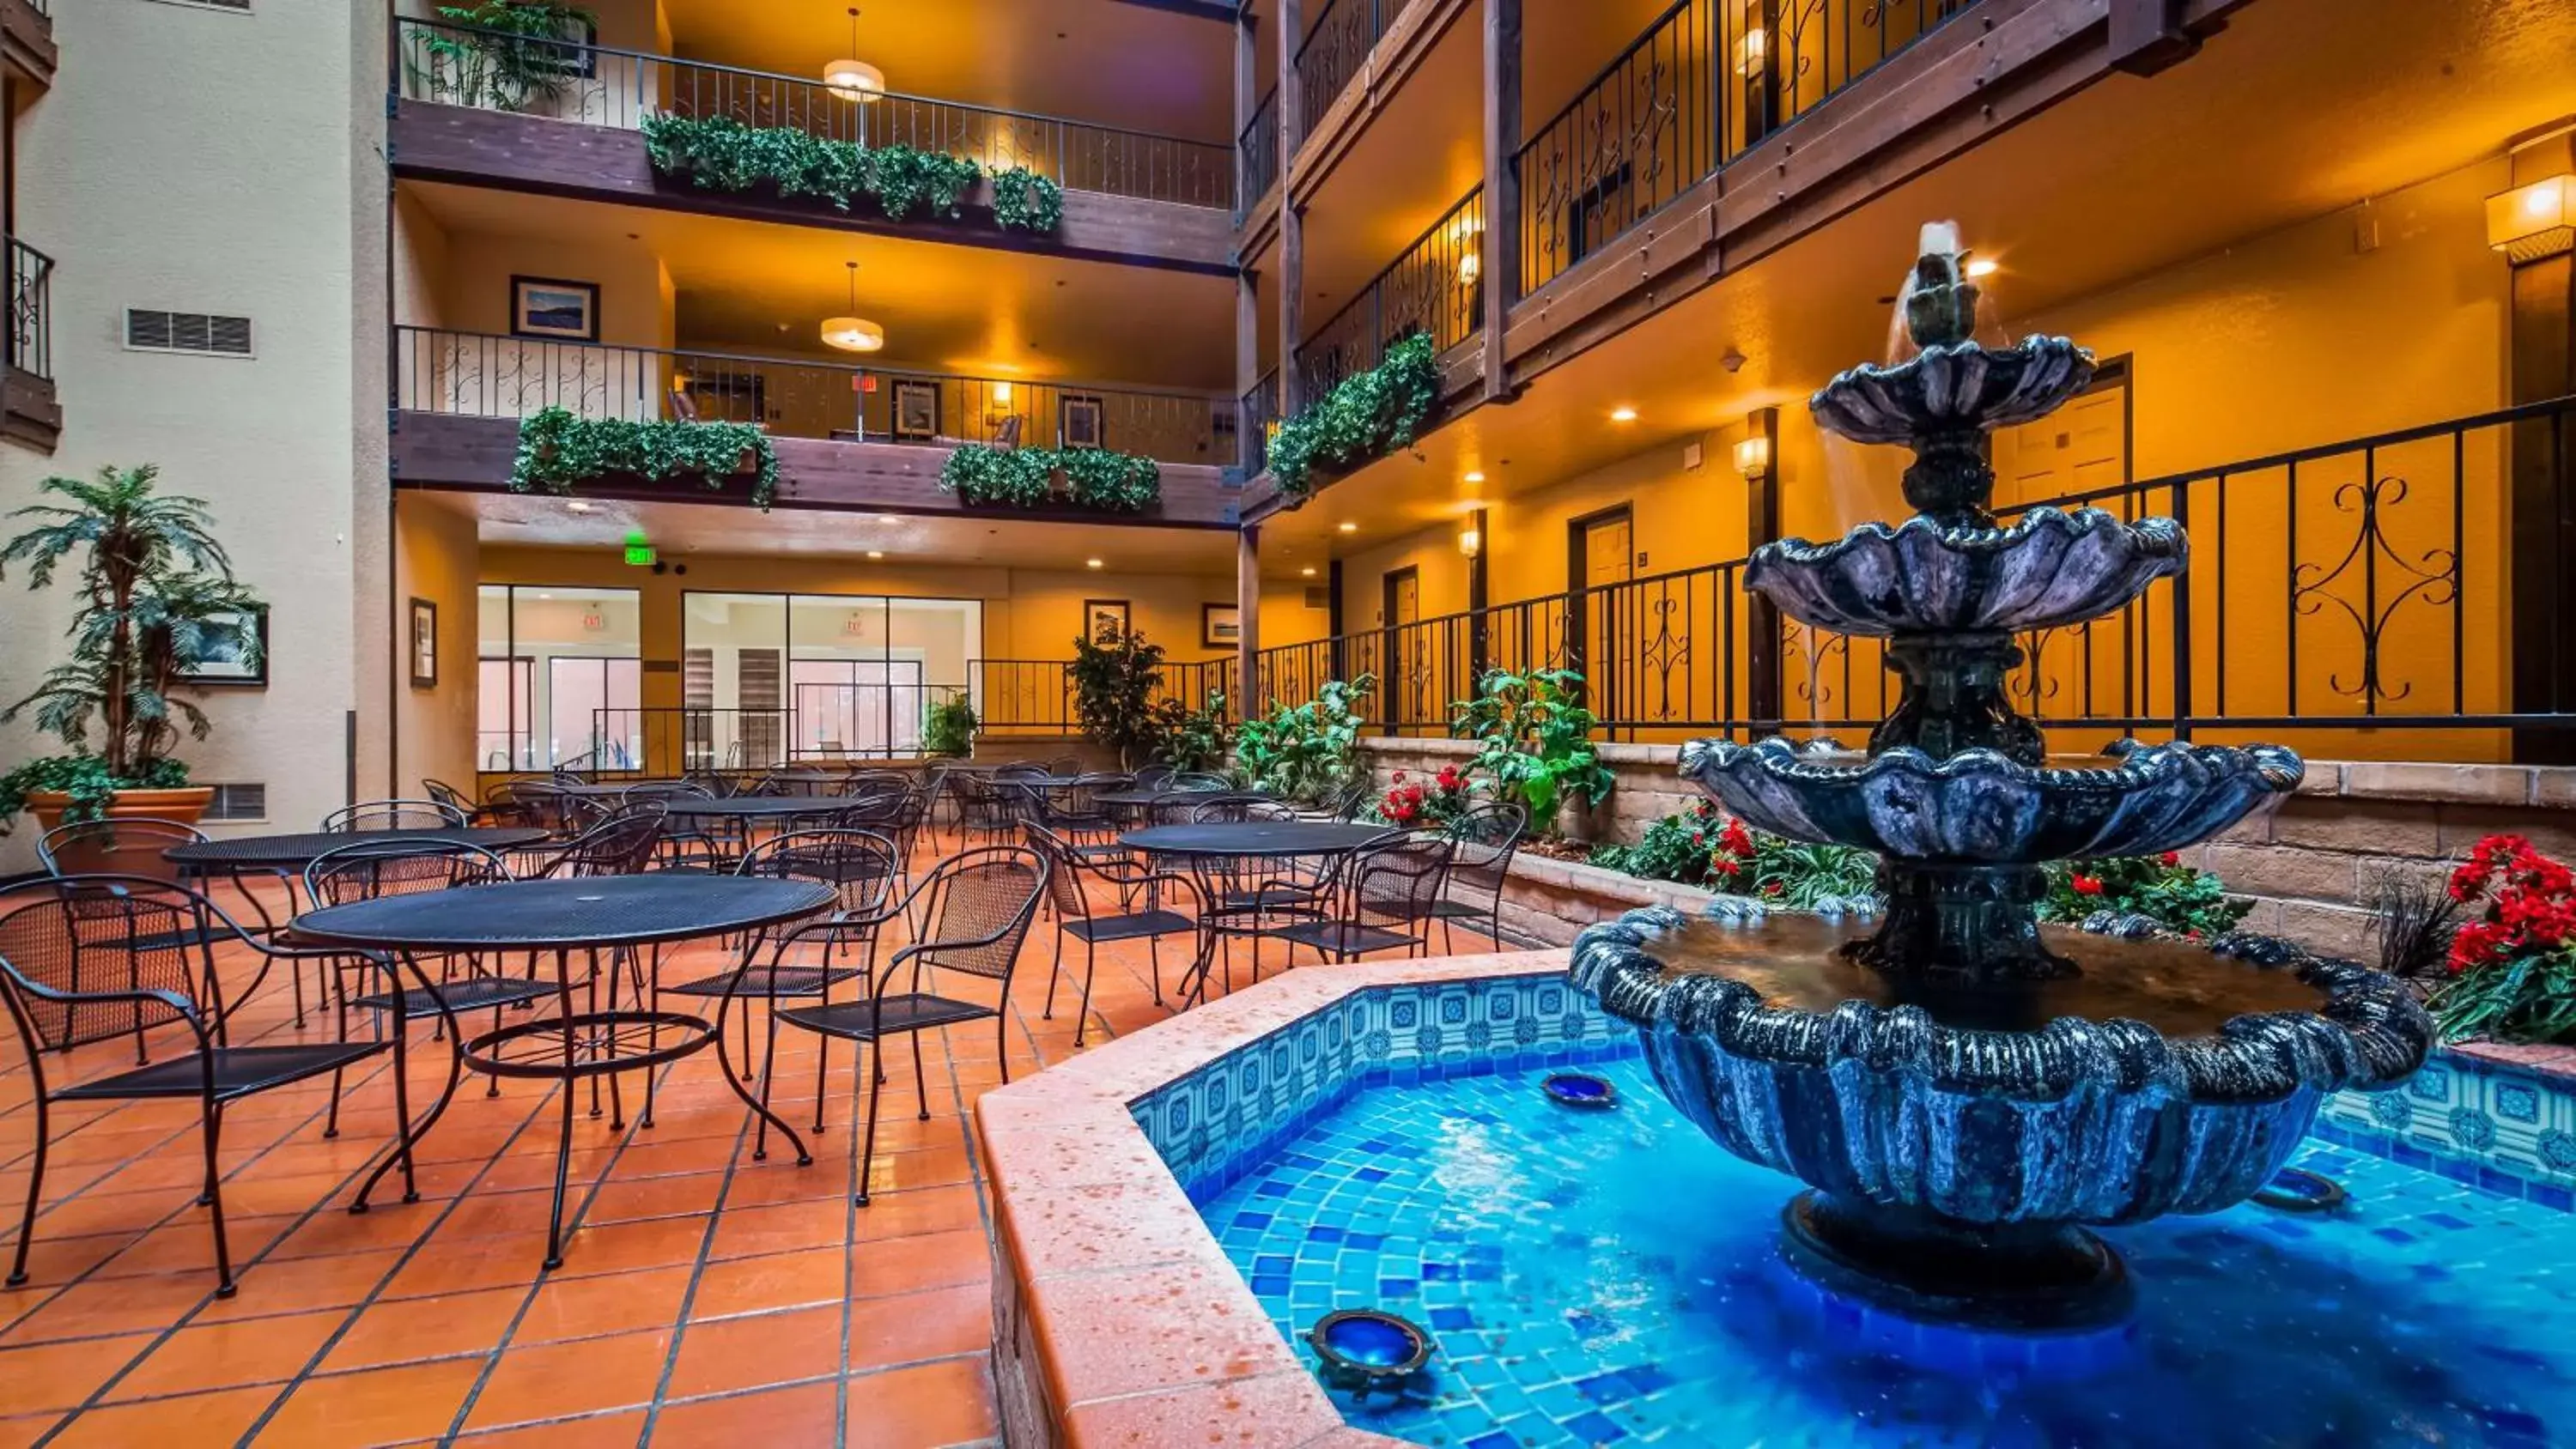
1382, 567, 1423, 730
1570, 507, 1635, 723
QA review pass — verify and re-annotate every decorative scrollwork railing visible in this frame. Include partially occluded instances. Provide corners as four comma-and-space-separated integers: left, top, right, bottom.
6, 237, 53, 382
1292, 186, 1483, 409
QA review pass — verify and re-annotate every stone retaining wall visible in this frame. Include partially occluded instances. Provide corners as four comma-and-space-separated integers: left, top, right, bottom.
1356, 738, 2576, 963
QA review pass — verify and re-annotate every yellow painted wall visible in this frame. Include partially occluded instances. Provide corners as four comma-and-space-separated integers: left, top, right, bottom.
393, 495, 483, 793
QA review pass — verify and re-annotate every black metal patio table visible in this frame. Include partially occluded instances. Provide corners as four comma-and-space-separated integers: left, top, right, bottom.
1118, 822, 1392, 857
291, 873, 835, 1270
654, 795, 854, 821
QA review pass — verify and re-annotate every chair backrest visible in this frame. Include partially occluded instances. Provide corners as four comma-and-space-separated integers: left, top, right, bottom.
1190, 793, 1291, 823
0, 876, 223, 1051
547, 803, 668, 876
1351, 833, 1455, 920
736, 829, 900, 918
910, 846, 1048, 983
422, 779, 477, 815
1018, 823, 1093, 921
1132, 764, 1176, 791
1321, 779, 1375, 822
623, 780, 714, 805
843, 770, 910, 797
324, 799, 470, 833
1445, 803, 1527, 894
683, 769, 738, 798
1169, 772, 1231, 791
306, 839, 512, 907
36, 816, 205, 882
1046, 755, 1084, 776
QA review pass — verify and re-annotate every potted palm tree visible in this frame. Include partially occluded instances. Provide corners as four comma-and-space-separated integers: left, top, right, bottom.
0, 466, 265, 838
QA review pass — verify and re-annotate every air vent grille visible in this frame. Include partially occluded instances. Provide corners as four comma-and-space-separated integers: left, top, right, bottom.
125, 310, 254, 357
204, 784, 267, 822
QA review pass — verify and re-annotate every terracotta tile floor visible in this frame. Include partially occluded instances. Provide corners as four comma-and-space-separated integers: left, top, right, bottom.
0, 847, 1497, 1447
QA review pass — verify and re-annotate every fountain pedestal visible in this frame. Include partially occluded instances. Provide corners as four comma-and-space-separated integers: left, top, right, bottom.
1567, 223, 2433, 1332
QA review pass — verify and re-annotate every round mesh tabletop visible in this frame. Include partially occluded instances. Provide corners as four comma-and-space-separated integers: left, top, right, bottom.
289, 874, 836, 951
1095, 788, 1248, 808
165, 828, 552, 870
655, 796, 855, 819
543, 780, 683, 797
1121, 822, 1395, 858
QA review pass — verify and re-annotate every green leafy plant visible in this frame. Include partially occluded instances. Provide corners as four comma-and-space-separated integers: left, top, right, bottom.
1151, 691, 1232, 773
2038, 852, 2251, 939
2430, 834, 2576, 1043
1069, 628, 1167, 768
511, 407, 781, 510
414, 2, 596, 113
1233, 676, 1375, 805
989, 167, 1066, 233
921, 696, 977, 758
0, 466, 263, 830
1589, 799, 1876, 909
1449, 667, 1615, 828
939, 445, 1160, 512
1267, 331, 1440, 502
640, 114, 1054, 233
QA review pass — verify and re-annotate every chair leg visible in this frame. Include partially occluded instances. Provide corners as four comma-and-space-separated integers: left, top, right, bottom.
995, 1015, 1012, 1085
1073, 940, 1097, 1048
856, 1039, 883, 1208
1146, 933, 1165, 1009
910, 1030, 929, 1120
202, 1102, 236, 1298
1042, 931, 1066, 1022
9, 1094, 49, 1288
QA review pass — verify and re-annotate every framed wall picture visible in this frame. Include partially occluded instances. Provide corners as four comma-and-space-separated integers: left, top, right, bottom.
1083, 598, 1131, 643
511, 276, 598, 342
179, 605, 269, 688
892, 379, 941, 442
1062, 394, 1105, 450
409, 597, 439, 688
1201, 603, 1242, 649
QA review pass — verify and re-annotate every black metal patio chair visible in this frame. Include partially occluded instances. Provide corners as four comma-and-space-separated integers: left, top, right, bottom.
763, 846, 1048, 1203
321, 799, 471, 833
37, 815, 203, 883
1272, 832, 1457, 963
0, 876, 422, 1296
1024, 823, 1201, 1040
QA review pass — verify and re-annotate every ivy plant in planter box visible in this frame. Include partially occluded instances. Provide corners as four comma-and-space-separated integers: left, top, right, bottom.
640, 114, 1060, 234
988, 167, 1066, 233
939, 446, 1160, 512
1267, 330, 1440, 503
511, 407, 782, 510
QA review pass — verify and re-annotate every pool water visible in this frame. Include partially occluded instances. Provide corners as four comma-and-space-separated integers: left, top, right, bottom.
1199, 1055, 2574, 1448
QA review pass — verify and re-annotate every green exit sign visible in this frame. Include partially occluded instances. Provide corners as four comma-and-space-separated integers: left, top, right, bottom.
624, 543, 656, 566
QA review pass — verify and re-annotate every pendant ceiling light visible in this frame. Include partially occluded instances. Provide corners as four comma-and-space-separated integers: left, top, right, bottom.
821, 260, 884, 353
823, 7, 885, 102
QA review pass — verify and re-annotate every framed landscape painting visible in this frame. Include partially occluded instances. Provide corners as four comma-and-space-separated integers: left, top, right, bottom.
410, 597, 439, 688
1084, 598, 1131, 643
511, 276, 598, 341
1201, 603, 1242, 649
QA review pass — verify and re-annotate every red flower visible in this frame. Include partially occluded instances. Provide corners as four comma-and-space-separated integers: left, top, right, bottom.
2071, 874, 2104, 896
1436, 764, 1461, 790
1761, 882, 1784, 898
1717, 820, 1755, 858
1710, 856, 1741, 877
2159, 851, 2180, 868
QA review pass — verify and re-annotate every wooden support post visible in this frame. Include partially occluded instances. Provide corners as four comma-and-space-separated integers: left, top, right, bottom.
1741, 408, 1783, 731
1480, 0, 1521, 402
1236, 525, 1263, 713
2508, 127, 2576, 761
1467, 506, 1491, 680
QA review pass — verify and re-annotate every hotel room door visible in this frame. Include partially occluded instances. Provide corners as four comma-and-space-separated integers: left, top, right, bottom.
1570, 507, 1634, 724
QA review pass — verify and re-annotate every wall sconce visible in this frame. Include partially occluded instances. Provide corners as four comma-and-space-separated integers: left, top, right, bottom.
1734, 26, 1767, 76
1456, 525, 1482, 559
2488, 175, 2574, 263
992, 381, 1013, 407
1736, 405, 1778, 482
1457, 250, 1481, 287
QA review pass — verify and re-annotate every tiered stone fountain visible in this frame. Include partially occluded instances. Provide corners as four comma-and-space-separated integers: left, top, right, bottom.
1570, 225, 2433, 1330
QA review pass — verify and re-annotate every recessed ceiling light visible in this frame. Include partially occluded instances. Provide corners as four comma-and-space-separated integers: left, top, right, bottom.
1462, 471, 1485, 484
877, 515, 898, 524
1085, 558, 1104, 569
1965, 257, 1999, 278
536, 592, 554, 600
1611, 406, 1638, 423
1300, 567, 1316, 577
1338, 521, 1358, 533
566, 500, 593, 512
866, 549, 884, 560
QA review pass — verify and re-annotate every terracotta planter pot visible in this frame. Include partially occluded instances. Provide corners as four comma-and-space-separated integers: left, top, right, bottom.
24, 786, 216, 870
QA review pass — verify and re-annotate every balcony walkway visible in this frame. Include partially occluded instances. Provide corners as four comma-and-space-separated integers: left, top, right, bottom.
0, 853, 1496, 1446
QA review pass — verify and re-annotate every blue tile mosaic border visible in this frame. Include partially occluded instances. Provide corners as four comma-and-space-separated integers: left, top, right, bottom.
1129, 972, 2576, 1214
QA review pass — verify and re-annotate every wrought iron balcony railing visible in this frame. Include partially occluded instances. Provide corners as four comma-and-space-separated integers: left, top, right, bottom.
1292, 186, 1482, 409
1516, 0, 1970, 297
393, 18, 1236, 211
1291, 0, 1390, 149
1236, 397, 2576, 758
393, 326, 1237, 467
1240, 367, 1281, 476
6, 236, 52, 382
1239, 87, 1280, 213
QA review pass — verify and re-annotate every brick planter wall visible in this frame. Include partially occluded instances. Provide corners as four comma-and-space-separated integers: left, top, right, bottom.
1355, 738, 2576, 962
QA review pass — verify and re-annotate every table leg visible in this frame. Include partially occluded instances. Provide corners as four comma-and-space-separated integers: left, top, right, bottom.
544, 946, 578, 1271
352, 950, 460, 1213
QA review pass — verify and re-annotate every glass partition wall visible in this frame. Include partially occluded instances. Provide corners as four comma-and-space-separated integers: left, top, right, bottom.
680, 591, 981, 769
477, 585, 645, 770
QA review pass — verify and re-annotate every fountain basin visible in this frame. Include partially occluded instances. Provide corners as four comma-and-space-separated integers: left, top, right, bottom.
1747, 507, 2185, 635
1810, 335, 2095, 444
1571, 905, 2431, 1227
1682, 737, 2304, 864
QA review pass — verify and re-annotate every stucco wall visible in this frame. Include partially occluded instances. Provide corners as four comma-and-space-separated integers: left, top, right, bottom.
0, 0, 381, 857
